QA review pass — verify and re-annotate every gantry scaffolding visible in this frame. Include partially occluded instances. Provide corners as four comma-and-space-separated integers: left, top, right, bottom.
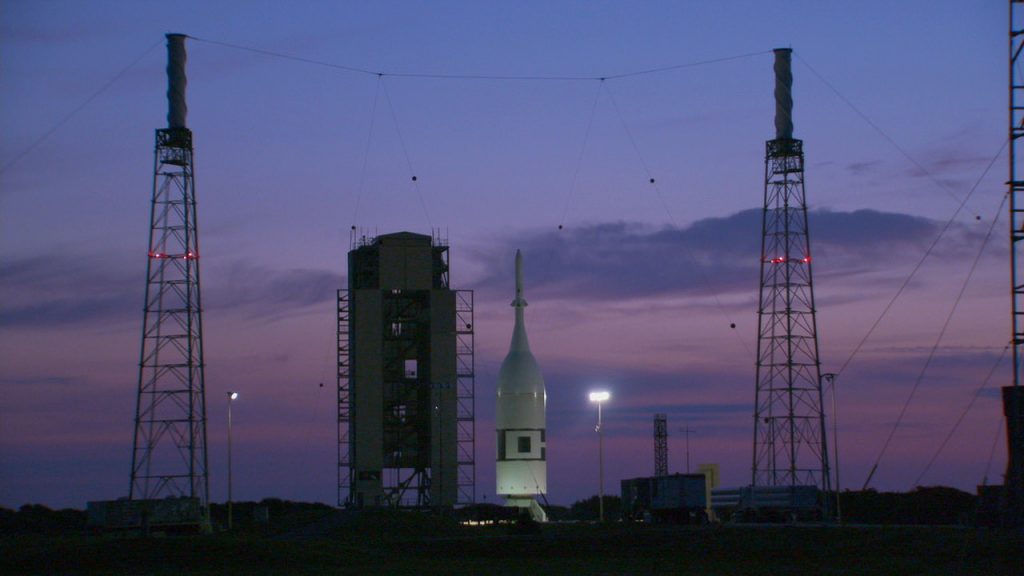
454, 290, 476, 505
751, 49, 831, 519
129, 34, 209, 510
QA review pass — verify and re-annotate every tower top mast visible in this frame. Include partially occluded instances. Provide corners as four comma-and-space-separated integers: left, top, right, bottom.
773, 47, 793, 140
165, 33, 188, 129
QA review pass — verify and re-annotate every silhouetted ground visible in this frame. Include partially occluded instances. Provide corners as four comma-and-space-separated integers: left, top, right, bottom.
2, 505, 1021, 575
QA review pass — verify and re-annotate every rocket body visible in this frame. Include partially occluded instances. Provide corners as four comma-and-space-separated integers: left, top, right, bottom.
496, 251, 547, 501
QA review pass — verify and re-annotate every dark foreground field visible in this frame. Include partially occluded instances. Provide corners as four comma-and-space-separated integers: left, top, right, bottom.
2, 511, 1021, 575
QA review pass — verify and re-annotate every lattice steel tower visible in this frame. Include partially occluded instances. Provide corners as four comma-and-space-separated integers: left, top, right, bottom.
1004, 0, 1024, 528
129, 34, 209, 507
751, 49, 831, 514
654, 414, 668, 477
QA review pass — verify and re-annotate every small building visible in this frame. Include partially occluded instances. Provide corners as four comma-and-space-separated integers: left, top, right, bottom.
711, 485, 821, 523
621, 473, 707, 523
86, 497, 206, 534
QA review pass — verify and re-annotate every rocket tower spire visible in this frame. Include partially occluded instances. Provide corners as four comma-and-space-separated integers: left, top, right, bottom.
514, 249, 526, 307
496, 250, 548, 522
510, 250, 530, 351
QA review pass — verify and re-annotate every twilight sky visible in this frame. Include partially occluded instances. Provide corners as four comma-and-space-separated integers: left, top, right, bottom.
0, 1, 1013, 509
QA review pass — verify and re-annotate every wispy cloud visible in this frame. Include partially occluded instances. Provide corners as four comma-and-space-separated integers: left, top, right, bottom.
209, 262, 342, 318
0, 252, 342, 329
846, 159, 882, 175
0, 253, 138, 328
469, 208, 952, 302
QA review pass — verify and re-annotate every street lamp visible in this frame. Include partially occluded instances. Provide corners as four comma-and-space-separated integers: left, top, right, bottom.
589, 391, 610, 522
822, 373, 841, 523
227, 391, 238, 530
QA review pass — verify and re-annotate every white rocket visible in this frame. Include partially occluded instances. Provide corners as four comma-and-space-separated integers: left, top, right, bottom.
496, 250, 547, 522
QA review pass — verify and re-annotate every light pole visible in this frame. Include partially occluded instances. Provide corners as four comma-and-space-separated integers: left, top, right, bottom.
822, 373, 841, 523
227, 391, 238, 530
589, 391, 610, 522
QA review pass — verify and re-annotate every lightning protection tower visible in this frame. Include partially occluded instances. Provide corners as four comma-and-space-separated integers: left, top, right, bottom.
129, 34, 210, 511
751, 48, 831, 519
654, 414, 668, 477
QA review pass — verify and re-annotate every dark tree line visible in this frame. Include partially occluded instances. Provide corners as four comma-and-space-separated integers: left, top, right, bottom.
0, 486, 983, 536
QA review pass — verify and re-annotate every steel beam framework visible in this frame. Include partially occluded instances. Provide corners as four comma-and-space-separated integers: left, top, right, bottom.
129, 127, 209, 507
1010, 1, 1024, 386
337, 289, 351, 507
455, 290, 476, 505
1005, 0, 1024, 528
654, 414, 668, 477
752, 138, 831, 516
381, 289, 433, 507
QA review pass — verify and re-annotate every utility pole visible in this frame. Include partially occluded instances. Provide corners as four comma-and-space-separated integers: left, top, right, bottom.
822, 373, 840, 523
681, 425, 694, 474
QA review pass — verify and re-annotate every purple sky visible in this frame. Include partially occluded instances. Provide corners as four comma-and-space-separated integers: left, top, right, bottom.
0, 1, 1013, 509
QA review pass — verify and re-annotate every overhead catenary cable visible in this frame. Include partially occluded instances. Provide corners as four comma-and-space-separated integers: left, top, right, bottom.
594, 80, 753, 356
982, 414, 1006, 486
837, 140, 1007, 379
862, 188, 1008, 490
914, 339, 1010, 486
187, 35, 378, 76
0, 39, 163, 177
602, 82, 676, 224
351, 75, 383, 229
795, 52, 981, 216
602, 51, 774, 81
379, 77, 433, 229
558, 81, 603, 229
389, 50, 773, 81
188, 35, 770, 82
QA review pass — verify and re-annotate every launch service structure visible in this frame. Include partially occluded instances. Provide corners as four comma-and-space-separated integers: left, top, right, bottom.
338, 232, 475, 509
496, 250, 548, 522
